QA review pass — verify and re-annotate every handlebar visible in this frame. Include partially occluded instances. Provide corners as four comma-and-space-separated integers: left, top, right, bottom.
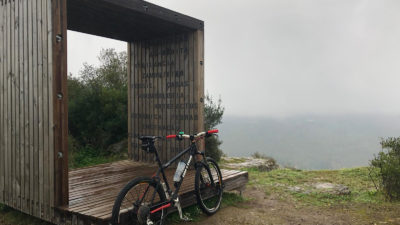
166, 129, 219, 140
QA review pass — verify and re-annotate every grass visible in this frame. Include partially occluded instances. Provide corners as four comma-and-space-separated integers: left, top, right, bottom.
220, 157, 247, 164
245, 167, 394, 207
0, 204, 52, 225
68, 146, 128, 169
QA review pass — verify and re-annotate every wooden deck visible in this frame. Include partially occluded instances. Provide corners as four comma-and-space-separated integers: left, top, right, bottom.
59, 160, 248, 224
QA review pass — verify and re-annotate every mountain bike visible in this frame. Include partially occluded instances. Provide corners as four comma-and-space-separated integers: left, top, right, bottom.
111, 129, 223, 225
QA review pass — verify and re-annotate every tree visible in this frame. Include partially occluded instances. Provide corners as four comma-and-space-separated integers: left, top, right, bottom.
68, 49, 128, 153
204, 94, 225, 162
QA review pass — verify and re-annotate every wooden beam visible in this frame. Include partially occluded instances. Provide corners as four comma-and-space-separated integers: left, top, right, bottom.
52, 0, 68, 207
66, 0, 203, 42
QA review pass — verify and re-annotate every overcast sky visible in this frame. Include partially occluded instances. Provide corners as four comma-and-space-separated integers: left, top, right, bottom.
68, 0, 400, 117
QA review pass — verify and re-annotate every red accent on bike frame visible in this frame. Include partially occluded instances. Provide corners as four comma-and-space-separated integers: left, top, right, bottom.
166, 135, 177, 139
207, 129, 219, 134
150, 203, 172, 214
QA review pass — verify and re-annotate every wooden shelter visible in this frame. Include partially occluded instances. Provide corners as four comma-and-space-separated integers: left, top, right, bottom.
0, 0, 248, 224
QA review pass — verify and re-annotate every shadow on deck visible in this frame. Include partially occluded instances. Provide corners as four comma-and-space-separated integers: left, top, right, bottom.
58, 160, 248, 224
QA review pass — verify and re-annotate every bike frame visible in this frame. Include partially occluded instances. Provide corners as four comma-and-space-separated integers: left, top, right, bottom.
143, 138, 206, 214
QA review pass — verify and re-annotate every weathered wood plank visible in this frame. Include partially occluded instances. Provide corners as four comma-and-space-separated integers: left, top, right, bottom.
60, 160, 248, 223
194, 30, 205, 153
127, 43, 131, 160
28, 0, 34, 215
47, 0, 55, 219
32, 0, 40, 217
6, 0, 11, 206
42, 0, 50, 219
10, 0, 16, 209
18, 0, 25, 212
52, 0, 69, 207
37, 0, 44, 217
23, 0, 30, 213
0, 0, 54, 221
0, 0, 4, 204
16, 0, 22, 209
129, 32, 204, 164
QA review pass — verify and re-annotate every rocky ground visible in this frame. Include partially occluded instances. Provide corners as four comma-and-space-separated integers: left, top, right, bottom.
175, 157, 400, 225
221, 156, 279, 171
180, 187, 400, 225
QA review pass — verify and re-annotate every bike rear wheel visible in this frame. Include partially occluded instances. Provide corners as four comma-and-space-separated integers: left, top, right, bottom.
195, 157, 223, 215
111, 177, 167, 225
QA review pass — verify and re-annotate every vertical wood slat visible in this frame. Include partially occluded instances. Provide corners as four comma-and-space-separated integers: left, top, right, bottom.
138, 42, 143, 162
47, 0, 55, 219
16, 0, 21, 209
23, 0, 29, 213
37, 0, 43, 218
6, 0, 11, 206
32, 0, 39, 217
18, 0, 25, 212
194, 30, 205, 152
188, 33, 194, 135
128, 32, 205, 164
52, 0, 68, 207
11, 0, 16, 209
28, 0, 34, 215
0, 0, 4, 204
41, 0, 49, 219
127, 43, 131, 159
0, 0, 55, 222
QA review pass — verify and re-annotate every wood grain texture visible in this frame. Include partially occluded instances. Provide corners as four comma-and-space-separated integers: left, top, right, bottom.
52, 0, 68, 208
66, 0, 203, 42
59, 160, 248, 224
0, 0, 55, 221
129, 32, 205, 164
0, 0, 4, 204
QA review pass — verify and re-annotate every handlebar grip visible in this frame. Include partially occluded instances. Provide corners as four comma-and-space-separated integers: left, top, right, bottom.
166, 135, 177, 139
207, 129, 219, 134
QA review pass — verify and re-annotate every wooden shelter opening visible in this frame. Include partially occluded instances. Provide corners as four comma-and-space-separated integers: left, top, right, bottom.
0, 0, 248, 224
67, 31, 129, 170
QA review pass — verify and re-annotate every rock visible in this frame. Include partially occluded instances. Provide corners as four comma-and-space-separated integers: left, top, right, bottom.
288, 186, 303, 193
335, 184, 351, 195
222, 156, 279, 171
313, 182, 351, 195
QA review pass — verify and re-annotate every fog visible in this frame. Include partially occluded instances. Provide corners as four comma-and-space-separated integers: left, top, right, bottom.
69, 0, 400, 118
66, 0, 400, 169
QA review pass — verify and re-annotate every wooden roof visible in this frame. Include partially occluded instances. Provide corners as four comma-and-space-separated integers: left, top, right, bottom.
67, 0, 204, 42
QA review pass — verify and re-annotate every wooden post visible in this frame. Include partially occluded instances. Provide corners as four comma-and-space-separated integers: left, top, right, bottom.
52, 0, 68, 207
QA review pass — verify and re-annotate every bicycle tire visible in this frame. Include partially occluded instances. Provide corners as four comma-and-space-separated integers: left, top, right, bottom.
111, 176, 167, 225
195, 157, 223, 215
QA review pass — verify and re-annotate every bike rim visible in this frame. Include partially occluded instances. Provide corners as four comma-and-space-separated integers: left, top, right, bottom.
198, 163, 222, 211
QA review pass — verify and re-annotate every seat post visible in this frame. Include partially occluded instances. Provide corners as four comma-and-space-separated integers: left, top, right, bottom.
152, 143, 163, 168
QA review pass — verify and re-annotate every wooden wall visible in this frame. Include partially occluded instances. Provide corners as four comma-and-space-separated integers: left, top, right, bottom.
0, 0, 60, 221
128, 31, 205, 163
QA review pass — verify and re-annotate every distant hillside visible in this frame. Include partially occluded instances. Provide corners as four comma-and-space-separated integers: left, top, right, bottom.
218, 114, 400, 170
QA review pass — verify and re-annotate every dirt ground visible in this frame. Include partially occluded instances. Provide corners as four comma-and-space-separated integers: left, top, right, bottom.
181, 187, 400, 225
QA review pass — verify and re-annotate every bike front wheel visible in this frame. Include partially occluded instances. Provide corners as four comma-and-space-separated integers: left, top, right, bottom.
111, 177, 167, 225
195, 157, 223, 215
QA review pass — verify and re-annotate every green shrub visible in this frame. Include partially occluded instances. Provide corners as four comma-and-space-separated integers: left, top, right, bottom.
204, 94, 225, 162
370, 137, 400, 200
68, 49, 128, 153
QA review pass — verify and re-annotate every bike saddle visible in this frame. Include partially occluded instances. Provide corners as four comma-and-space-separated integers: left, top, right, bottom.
139, 136, 162, 142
